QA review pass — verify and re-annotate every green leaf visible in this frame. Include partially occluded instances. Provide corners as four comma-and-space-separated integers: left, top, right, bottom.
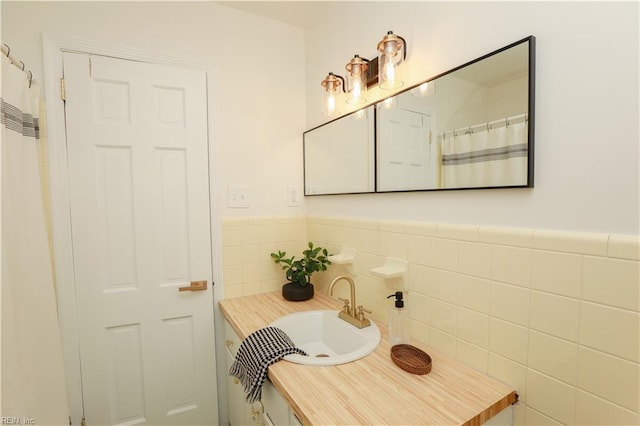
271, 242, 333, 287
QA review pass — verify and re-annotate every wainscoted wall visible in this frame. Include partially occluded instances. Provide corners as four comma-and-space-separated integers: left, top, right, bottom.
222, 215, 639, 425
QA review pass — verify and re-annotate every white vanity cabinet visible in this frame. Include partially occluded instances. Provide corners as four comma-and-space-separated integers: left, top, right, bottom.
224, 319, 255, 425
224, 320, 299, 426
260, 379, 302, 426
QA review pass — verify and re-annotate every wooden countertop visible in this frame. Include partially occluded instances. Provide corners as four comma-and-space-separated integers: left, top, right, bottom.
219, 291, 517, 426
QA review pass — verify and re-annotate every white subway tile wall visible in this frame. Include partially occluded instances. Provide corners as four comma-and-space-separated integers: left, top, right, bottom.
222, 215, 640, 425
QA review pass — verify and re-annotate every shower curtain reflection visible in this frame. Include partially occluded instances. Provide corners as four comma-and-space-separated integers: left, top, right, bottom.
440, 115, 528, 189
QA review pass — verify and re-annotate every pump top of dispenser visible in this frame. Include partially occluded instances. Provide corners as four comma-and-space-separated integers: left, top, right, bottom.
387, 291, 404, 308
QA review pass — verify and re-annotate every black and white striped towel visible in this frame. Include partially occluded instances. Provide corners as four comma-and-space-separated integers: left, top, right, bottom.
229, 326, 307, 403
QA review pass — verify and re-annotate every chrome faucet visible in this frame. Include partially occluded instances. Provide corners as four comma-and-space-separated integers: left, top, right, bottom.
328, 275, 371, 328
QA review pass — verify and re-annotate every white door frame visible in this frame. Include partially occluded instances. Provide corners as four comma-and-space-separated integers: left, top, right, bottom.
42, 33, 224, 425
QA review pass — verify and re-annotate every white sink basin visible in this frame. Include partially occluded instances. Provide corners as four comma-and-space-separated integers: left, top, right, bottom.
270, 310, 381, 366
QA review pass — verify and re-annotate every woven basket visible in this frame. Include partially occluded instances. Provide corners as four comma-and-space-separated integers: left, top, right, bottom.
390, 344, 432, 375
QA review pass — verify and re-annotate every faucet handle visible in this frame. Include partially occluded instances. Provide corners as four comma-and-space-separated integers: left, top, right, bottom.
338, 297, 350, 314
356, 305, 371, 320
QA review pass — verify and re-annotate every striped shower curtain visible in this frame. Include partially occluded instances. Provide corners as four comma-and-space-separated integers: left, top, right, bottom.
440, 120, 528, 189
1, 56, 69, 423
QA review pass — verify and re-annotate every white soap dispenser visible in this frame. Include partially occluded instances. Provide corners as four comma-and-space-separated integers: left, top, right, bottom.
387, 291, 409, 346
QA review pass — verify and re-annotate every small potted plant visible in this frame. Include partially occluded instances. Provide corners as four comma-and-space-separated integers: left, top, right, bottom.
271, 242, 332, 301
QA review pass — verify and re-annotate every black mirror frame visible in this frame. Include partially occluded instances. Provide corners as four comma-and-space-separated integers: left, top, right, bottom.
303, 35, 536, 196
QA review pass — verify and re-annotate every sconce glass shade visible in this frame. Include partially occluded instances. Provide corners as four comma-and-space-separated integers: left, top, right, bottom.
345, 54, 369, 105
321, 72, 344, 117
411, 81, 436, 97
351, 108, 368, 120
378, 96, 397, 110
377, 31, 406, 90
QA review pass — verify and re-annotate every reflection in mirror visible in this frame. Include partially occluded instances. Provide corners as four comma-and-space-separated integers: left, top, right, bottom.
377, 36, 534, 192
304, 106, 375, 195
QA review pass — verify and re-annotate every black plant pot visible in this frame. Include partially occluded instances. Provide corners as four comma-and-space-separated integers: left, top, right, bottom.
282, 282, 314, 301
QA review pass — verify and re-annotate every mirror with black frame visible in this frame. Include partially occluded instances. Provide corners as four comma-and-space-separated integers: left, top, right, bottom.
303, 105, 375, 195
377, 36, 535, 192
302, 36, 535, 196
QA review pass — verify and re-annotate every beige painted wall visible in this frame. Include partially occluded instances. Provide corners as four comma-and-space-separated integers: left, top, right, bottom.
1, 1, 307, 220
303, 1, 639, 236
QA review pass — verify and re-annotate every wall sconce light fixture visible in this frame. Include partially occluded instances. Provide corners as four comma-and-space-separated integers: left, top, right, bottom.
345, 54, 369, 105
319, 31, 409, 117
377, 31, 407, 90
321, 72, 345, 117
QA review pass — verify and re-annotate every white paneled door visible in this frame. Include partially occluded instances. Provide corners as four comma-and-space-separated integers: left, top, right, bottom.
63, 52, 217, 425
377, 108, 433, 191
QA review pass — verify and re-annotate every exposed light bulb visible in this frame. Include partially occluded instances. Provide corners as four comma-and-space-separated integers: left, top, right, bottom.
382, 56, 396, 87
352, 80, 362, 99
345, 54, 368, 105
377, 31, 406, 90
321, 72, 344, 116
327, 93, 336, 115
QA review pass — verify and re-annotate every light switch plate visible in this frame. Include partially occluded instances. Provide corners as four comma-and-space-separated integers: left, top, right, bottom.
228, 185, 249, 208
287, 185, 301, 207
